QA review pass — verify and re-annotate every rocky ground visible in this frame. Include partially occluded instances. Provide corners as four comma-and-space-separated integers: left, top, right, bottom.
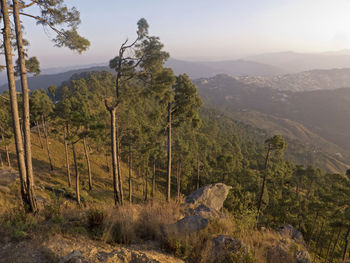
0, 235, 184, 263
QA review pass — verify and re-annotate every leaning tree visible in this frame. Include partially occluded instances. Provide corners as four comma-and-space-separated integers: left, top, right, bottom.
0, 0, 89, 212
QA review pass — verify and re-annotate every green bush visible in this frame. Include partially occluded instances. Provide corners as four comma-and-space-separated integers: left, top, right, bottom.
0, 206, 38, 240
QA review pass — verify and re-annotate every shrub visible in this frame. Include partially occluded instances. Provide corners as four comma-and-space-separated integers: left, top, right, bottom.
87, 208, 106, 239
0, 206, 38, 240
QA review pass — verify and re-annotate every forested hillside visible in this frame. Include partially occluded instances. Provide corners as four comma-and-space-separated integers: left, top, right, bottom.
195, 74, 350, 173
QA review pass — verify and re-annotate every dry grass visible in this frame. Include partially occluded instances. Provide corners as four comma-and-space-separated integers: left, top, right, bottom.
101, 201, 182, 244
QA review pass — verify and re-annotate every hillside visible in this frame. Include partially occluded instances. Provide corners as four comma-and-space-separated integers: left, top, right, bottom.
0, 128, 164, 209
195, 74, 350, 173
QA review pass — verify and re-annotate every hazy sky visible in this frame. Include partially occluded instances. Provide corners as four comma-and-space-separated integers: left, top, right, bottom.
20, 0, 350, 68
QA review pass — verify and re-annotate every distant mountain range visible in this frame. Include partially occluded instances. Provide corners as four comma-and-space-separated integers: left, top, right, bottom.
165, 58, 285, 78
0, 58, 286, 93
246, 50, 350, 73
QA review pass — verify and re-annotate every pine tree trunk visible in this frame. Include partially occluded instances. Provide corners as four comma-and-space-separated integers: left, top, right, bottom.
13, 0, 38, 213
83, 137, 92, 191
330, 228, 342, 262
116, 118, 123, 205
145, 168, 148, 202
0, 148, 3, 167
167, 103, 172, 202
36, 121, 44, 149
63, 126, 71, 187
109, 108, 120, 206
5, 145, 11, 168
128, 150, 132, 203
42, 116, 53, 171
0, 0, 29, 209
151, 160, 156, 201
312, 221, 325, 263
308, 211, 319, 243
197, 155, 200, 190
256, 147, 271, 224
325, 230, 336, 262
72, 142, 80, 205
177, 162, 182, 201
342, 225, 350, 263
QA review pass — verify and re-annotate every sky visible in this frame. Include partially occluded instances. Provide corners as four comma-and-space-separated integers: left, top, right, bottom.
19, 0, 350, 68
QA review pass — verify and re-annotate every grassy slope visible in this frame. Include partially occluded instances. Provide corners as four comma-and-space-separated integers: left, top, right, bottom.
0, 128, 166, 209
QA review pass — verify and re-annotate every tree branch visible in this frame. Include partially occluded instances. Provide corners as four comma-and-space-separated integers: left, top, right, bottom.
18, 12, 63, 36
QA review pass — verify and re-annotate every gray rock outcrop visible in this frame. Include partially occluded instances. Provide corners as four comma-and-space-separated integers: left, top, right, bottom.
185, 183, 232, 211
167, 183, 232, 234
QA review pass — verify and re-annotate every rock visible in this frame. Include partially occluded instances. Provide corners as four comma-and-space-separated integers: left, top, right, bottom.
210, 235, 250, 262
185, 183, 232, 211
166, 184, 232, 235
279, 224, 305, 244
0, 185, 10, 194
213, 235, 244, 251
267, 225, 311, 263
173, 215, 209, 234
295, 250, 311, 263
188, 204, 222, 219
98, 248, 184, 263
59, 250, 86, 263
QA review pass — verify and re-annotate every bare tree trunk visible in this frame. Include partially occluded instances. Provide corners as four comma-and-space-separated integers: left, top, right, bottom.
256, 147, 271, 225
151, 160, 156, 201
145, 168, 149, 202
330, 228, 342, 262
0, 148, 3, 167
63, 126, 71, 187
197, 155, 200, 190
167, 103, 172, 202
83, 137, 92, 191
116, 120, 123, 205
13, 0, 38, 213
36, 121, 44, 149
109, 108, 120, 206
312, 221, 325, 263
325, 230, 336, 263
1, 0, 29, 209
342, 225, 350, 263
42, 116, 53, 171
5, 145, 11, 168
128, 150, 132, 203
177, 162, 182, 201
72, 142, 80, 205
308, 211, 319, 243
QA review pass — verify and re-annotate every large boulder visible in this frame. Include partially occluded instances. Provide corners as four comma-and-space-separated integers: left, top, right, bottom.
185, 183, 232, 211
166, 183, 232, 234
